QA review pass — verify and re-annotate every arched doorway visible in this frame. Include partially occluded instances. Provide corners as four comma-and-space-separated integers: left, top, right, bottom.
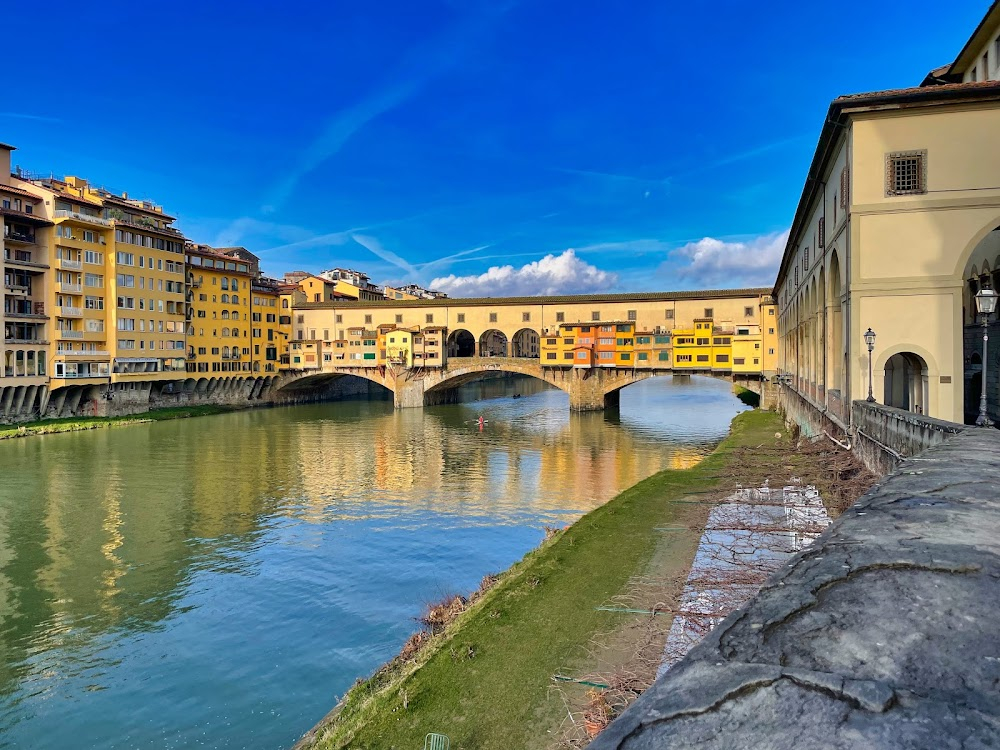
511, 328, 539, 358
447, 329, 475, 357
884, 352, 928, 413
479, 329, 508, 357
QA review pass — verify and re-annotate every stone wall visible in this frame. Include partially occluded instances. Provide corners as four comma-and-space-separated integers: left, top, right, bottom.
588, 427, 1000, 750
851, 400, 966, 475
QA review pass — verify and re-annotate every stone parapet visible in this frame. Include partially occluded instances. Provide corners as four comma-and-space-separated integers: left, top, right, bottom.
588, 427, 1000, 750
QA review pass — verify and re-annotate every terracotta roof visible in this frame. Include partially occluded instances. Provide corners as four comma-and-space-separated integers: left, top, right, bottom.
297, 288, 772, 310
0, 183, 36, 199
774, 79, 1000, 292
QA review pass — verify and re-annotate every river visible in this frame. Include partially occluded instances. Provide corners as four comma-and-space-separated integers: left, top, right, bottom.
0, 374, 748, 749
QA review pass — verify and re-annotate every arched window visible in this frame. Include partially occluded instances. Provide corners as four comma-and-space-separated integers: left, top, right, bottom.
231, 278, 239, 291
221, 278, 229, 290
282, 299, 289, 309
223, 346, 230, 357
222, 310, 230, 319
222, 294, 229, 303
222, 327, 230, 337
231, 295, 239, 305
233, 310, 240, 320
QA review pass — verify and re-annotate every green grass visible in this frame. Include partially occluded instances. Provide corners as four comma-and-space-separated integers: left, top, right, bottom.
303, 410, 787, 750
0, 403, 245, 440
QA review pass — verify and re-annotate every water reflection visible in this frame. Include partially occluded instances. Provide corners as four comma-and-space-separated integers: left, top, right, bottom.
0, 374, 747, 749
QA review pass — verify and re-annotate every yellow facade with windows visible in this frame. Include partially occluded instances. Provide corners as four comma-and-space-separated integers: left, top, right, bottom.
251, 278, 284, 374
184, 245, 252, 375
380, 327, 415, 368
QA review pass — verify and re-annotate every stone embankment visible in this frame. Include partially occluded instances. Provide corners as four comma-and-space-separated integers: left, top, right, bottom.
589, 426, 1000, 749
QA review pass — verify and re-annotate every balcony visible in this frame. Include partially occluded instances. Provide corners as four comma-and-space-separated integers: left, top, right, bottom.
58, 330, 83, 339
4, 250, 48, 269
4, 338, 48, 345
57, 282, 82, 293
53, 210, 112, 227
60, 350, 110, 357
3, 282, 28, 294
3, 229, 35, 245
56, 306, 83, 318
56, 257, 83, 270
4, 309, 47, 320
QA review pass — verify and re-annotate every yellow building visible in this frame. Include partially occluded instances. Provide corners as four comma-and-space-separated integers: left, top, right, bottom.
383, 285, 421, 301
42, 178, 113, 393
380, 327, 415, 367
774, 3, 1000, 424
731, 324, 763, 376
633, 330, 672, 369
250, 276, 284, 374
184, 244, 253, 375
1, 145, 52, 418
413, 326, 446, 368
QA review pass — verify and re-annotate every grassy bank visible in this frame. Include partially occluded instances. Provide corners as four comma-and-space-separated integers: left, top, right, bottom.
300, 410, 789, 750
0, 403, 245, 440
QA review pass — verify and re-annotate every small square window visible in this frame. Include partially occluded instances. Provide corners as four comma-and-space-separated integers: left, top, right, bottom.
426, 314, 434, 324
336, 314, 342, 323
522, 312, 530, 322
364, 314, 372, 324
744, 306, 753, 317
457, 313, 465, 323
627, 310, 637, 321
704, 308, 713, 318
886, 150, 927, 196
489, 312, 497, 323
665, 309, 674, 320
556, 311, 565, 322
592, 311, 600, 321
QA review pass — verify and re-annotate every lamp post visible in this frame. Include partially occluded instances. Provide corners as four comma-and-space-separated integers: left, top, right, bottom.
863, 328, 876, 403
975, 287, 997, 427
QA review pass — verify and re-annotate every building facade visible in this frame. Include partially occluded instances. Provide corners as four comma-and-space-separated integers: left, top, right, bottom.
774, 2, 1000, 425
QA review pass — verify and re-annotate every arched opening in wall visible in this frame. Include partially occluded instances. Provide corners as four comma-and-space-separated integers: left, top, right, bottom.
883, 352, 928, 413
447, 329, 475, 358
479, 329, 508, 357
511, 328, 539, 358
828, 250, 844, 397
961, 225, 1000, 422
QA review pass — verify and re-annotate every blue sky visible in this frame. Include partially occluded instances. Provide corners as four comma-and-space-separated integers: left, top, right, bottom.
3, 1, 986, 295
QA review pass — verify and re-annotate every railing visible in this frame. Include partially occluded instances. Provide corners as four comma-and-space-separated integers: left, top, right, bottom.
4, 283, 28, 292
60, 350, 110, 357
4, 338, 48, 345
53, 209, 112, 227
4, 250, 47, 267
58, 330, 84, 339
52, 371, 111, 379
3, 230, 35, 244
57, 282, 83, 293
4, 309, 46, 319
57, 257, 83, 270
56, 306, 83, 317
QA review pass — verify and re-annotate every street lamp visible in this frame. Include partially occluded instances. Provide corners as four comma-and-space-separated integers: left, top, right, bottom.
863, 327, 876, 403
975, 287, 997, 427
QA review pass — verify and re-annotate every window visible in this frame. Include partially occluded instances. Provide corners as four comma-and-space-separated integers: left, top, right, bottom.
696, 354, 709, 362
733, 357, 746, 365
803, 246, 809, 269
696, 337, 709, 345
365, 314, 372, 324
886, 150, 926, 196
395, 314, 403, 323
665, 309, 674, 320
323, 329, 329, 340
768, 327, 775, 334
818, 217, 825, 248
637, 352, 648, 361
768, 348, 775, 355
591, 311, 600, 321
703, 308, 713, 318
716, 354, 729, 363
522, 312, 530, 322
297, 314, 304, 323
744, 306, 753, 317
426, 314, 434, 324
553, 311, 564, 323
769, 308, 775, 316
676, 354, 691, 362
457, 313, 465, 323
489, 312, 497, 323
336, 314, 343, 323
546, 352, 557, 360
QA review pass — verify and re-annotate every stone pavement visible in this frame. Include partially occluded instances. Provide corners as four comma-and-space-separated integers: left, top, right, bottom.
589, 428, 1000, 749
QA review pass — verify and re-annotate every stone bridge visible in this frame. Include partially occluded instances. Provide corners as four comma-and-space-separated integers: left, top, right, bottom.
276, 357, 670, 411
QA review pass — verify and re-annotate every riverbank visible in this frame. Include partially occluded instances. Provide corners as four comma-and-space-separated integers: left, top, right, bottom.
0, 403, 246, 440
295, 410, 873, 750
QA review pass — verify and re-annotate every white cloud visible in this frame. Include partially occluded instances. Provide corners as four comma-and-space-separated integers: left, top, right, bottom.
668, 230, 788, 288
430, 249, 618, 297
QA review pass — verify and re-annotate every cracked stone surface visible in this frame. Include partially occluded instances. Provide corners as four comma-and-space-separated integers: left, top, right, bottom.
589, 429, 1000, 749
